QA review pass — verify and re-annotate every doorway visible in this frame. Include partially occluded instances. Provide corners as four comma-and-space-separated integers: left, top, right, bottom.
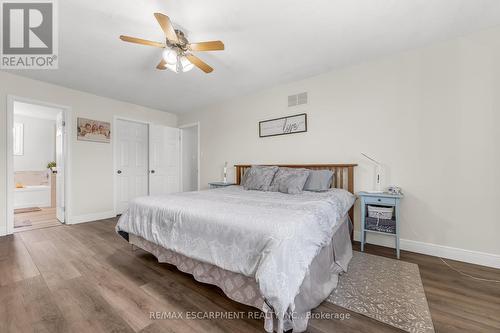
6, 96, 71, 234
113, 118, 181, 215
180, 123, 200, 192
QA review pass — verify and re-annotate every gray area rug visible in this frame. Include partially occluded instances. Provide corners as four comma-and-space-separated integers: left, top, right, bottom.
327, 251, 435, 333
14, 219, 32, 228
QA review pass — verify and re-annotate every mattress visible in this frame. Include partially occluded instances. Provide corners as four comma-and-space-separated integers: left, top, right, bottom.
116, 186, 355, 332
127, 214, 352, 332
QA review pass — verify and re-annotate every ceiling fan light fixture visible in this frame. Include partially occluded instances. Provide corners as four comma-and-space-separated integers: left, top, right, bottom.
162, 48, 178, 65
180, 56, 194, 72
120, 12, 222, 74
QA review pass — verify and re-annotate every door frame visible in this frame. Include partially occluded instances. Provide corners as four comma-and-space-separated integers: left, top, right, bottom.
112, 116, 151, 216
5, 95, 72, 235
179, 122, 201, 191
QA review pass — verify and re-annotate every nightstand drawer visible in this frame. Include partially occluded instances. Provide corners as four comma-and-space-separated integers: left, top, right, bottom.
363, 196, 397, 206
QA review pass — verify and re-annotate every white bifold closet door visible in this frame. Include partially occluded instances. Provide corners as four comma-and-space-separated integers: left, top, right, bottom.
149, 125, 180, 195
115, 120, 180, 215
115, 119, 150, 214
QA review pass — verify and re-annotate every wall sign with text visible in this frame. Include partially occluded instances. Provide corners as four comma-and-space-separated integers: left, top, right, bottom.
259, 113, 307, 138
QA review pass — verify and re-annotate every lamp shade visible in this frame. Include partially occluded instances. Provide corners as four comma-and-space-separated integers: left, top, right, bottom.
180, 56, 194, 72
165, 62, 178, 73
162, 48, 178, 65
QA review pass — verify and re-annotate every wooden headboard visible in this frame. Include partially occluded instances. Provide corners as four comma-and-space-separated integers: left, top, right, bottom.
235, 164, 358, 237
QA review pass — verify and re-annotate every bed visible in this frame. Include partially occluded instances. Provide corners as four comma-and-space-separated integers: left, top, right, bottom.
116, 164, 357, 332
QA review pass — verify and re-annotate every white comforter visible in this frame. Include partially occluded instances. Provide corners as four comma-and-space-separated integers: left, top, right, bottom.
116, 186, 354, 330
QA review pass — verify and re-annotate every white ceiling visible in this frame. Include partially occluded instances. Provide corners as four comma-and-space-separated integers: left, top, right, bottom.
6, 0, 500, 113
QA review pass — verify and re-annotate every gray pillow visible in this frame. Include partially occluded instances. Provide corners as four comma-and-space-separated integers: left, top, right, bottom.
269, 167, 311, 194
303, 169, 334, 192
242, 166, 279, 191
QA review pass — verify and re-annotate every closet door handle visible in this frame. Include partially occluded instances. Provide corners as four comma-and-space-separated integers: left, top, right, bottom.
117, 170, 122, 174
150, 170, 155, 174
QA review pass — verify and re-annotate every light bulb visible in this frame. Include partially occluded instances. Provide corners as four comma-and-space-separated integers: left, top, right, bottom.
180, 56, 194, 72
162, 48, 177, 65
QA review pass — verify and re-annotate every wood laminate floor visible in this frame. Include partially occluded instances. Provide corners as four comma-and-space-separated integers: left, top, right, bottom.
14, 207, 61, 232
0, 218, 499, 333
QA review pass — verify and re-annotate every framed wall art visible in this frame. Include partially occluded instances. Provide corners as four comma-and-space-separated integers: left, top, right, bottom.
77, 118, 111, 143
259, 113, 307, 138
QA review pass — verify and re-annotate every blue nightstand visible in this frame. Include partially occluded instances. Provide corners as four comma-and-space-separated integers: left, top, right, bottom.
358, 192, 403, 259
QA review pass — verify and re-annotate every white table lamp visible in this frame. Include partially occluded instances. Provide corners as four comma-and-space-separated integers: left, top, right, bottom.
223, 162, 228, 183
361, 153, 384, 193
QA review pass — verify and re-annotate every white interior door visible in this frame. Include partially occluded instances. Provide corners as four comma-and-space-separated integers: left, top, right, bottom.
115, 119, 149, 214
149, 125, 180, 195
181, 125, 199, 191
55, 112, 65, 222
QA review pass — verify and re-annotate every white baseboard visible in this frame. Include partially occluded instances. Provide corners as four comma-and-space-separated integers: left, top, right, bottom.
69, 210, 116, 225
354, 231, 500, 269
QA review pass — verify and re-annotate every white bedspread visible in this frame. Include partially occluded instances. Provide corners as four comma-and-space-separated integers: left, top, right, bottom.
116, 186, 354, 331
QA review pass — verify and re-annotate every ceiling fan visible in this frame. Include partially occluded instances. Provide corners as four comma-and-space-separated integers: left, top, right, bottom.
120, 13, 224, 74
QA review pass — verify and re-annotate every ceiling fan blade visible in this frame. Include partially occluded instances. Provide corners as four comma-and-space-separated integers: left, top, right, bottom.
156, 59, 167, 70
120, 35, 165, 48
186, 54, 213, 73
154, 13, 179, 43
188, 41, 225, 51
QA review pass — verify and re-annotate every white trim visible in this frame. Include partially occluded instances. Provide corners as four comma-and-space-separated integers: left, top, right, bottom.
70, 210, 116, 224
4, 97, 14, 236
179, 122, 201, 191
354, 231, 500, 269
179, 122, 200, 128
5, 95, 72, 235
112, 115, 152, 126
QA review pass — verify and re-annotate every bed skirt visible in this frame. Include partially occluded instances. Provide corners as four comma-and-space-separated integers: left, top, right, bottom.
125, 215, 352, 332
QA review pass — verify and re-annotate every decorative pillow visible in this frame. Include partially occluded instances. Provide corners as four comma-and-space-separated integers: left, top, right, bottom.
242, 166, 279, 191
269, 167, 311, 194
303, 169, 334, 192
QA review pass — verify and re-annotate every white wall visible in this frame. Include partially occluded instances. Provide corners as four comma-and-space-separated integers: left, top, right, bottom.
13, 115, 56, 172
0, 72, 177, 234
179, 26, 500, 264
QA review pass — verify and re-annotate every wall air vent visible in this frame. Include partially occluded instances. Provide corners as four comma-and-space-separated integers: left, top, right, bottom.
288, 92, 308, 107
